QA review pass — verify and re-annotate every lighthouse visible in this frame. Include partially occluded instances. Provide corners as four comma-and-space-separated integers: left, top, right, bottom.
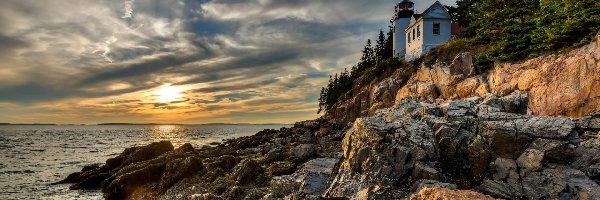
392, 0, 414, 58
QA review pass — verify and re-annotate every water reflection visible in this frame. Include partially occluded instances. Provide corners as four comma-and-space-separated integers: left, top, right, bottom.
150, 125, 187, 147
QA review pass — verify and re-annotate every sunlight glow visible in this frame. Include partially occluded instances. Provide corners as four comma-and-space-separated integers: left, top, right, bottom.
155, 86, 183, 103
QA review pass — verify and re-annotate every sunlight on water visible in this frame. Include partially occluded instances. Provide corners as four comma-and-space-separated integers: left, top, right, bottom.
0, 124, 290, 199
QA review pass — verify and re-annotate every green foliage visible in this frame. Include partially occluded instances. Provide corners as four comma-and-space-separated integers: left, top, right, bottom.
445, 0, 599, 68
532, 0, 600, 51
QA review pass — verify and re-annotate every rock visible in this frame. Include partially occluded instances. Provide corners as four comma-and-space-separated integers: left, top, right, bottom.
190, 193, 222, 200
290, 144, 318, 163
325, 102, 437, 199
479, 121, 530, 159
298, 132, 316, 144
298, 158, 338, 196
101, 143, 198, 199
516, 148, 544, 174
520, 166, 594, 199
490, 158, 519, 186
159, 156, 204, 189
121, 141, 175, 166
410, 187, 497, 200
233, 159, 268, 186
268, 161, 297, 176
265, 147, 286, 162
206, 155, 237, 171
412, 162, 440, 181
58, 141, 175, 189
515, 117, 576, 139
446, 99, 477, 118
475, 180, 523, 199
499, 91, 528, 114
411, 179, 457, 193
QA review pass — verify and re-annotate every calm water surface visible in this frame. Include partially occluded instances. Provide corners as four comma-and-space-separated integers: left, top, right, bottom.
0, 124, 290, 200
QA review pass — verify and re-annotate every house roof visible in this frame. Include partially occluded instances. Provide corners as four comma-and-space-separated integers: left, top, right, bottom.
405, 1, 451, 31
413, 14, 423, 21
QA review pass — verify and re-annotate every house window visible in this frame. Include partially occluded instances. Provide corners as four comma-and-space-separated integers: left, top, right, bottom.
417, 25, 421, 37
413, 29, 415, 40
433, 23, 440, 35
408, 34, 411, 43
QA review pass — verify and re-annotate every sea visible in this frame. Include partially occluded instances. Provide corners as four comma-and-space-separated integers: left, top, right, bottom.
0, 124, 290, 200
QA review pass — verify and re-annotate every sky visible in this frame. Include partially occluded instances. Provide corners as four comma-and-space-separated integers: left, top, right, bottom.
0, 0, 455, 124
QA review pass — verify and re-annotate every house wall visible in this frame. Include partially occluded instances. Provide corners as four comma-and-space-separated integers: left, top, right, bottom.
422, 19, 452, 54
405, 21, 424, 61
393, 17, 412, 57
405, 19, 452, 61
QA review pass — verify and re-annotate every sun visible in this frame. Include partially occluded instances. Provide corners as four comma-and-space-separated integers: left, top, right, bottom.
154, 86, 183, 103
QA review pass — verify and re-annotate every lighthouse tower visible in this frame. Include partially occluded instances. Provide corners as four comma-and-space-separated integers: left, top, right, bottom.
393, 0, 415, 58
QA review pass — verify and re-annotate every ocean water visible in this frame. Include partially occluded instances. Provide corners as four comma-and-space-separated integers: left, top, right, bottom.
0, 124, 290, 200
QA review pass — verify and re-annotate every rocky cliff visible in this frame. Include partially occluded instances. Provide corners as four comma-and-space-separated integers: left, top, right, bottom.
325, 95, 600, 199
330, 34, 600, 124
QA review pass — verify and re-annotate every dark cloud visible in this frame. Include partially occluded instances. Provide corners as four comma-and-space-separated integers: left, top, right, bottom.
0, 0, 456, 123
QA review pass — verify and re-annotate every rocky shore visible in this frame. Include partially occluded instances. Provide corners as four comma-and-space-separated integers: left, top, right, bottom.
60, 36, 600, 199
59, 92, 600, 199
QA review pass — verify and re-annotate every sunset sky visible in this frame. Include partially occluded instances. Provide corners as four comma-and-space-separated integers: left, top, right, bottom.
0, 0, 455, 124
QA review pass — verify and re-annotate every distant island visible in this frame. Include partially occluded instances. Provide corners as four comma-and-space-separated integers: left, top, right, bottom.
0, 123, 58, 125
97, 123, 186, 126
97, 123, 290, 126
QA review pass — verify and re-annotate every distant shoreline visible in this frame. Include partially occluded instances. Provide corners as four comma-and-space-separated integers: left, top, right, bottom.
0, 123, 291, 126
0, 123, 58, 125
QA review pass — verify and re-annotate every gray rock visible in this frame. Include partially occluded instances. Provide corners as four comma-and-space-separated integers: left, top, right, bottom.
412, 162, 440, 181
516, 116, 576, 139
290, 144, 318, 163
446, 99, 477, 118
516, 148, 545, 174
491, 158, 520, 187
499, 91, 529, 114
475, 179, 523, 199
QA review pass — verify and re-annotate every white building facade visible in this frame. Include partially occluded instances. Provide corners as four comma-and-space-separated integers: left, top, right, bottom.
393, 1, 455, 61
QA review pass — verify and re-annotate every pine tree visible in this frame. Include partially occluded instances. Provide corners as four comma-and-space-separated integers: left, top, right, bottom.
375, 30, 386, 63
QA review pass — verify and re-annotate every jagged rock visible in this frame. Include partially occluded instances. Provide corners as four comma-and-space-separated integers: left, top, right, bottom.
491, 158, 519, 186
268, 161, 297, 176
410, 187, 497, 200
233, 159, 268, 186
290, 144, 318, 163
515, 117, 576, 139
206, 155, 238, 171
325, 101, 437, 199
499, 91, 529, 114
521, 165, 600, 199
412, 162, 440, 181
101, 143, 199, 199
446, 99, 477, 118
298, 158, 338, 196
58, 141, 175, 189
516, 148, 544, 174
190, 193, 223, 200
475, 180, 523, 199
411, 179, 457, 193
265, 147, 286, 162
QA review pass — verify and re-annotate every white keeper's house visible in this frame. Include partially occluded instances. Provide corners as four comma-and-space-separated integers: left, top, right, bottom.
392, 0, 461, 61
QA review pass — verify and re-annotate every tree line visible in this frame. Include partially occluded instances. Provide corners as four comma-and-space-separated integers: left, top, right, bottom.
317, 28, 395, 114
448, 0, 599, 69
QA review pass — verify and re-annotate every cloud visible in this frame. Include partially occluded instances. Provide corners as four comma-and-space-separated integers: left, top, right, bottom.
122, 0, 136, 19
0, 0, 456, 124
